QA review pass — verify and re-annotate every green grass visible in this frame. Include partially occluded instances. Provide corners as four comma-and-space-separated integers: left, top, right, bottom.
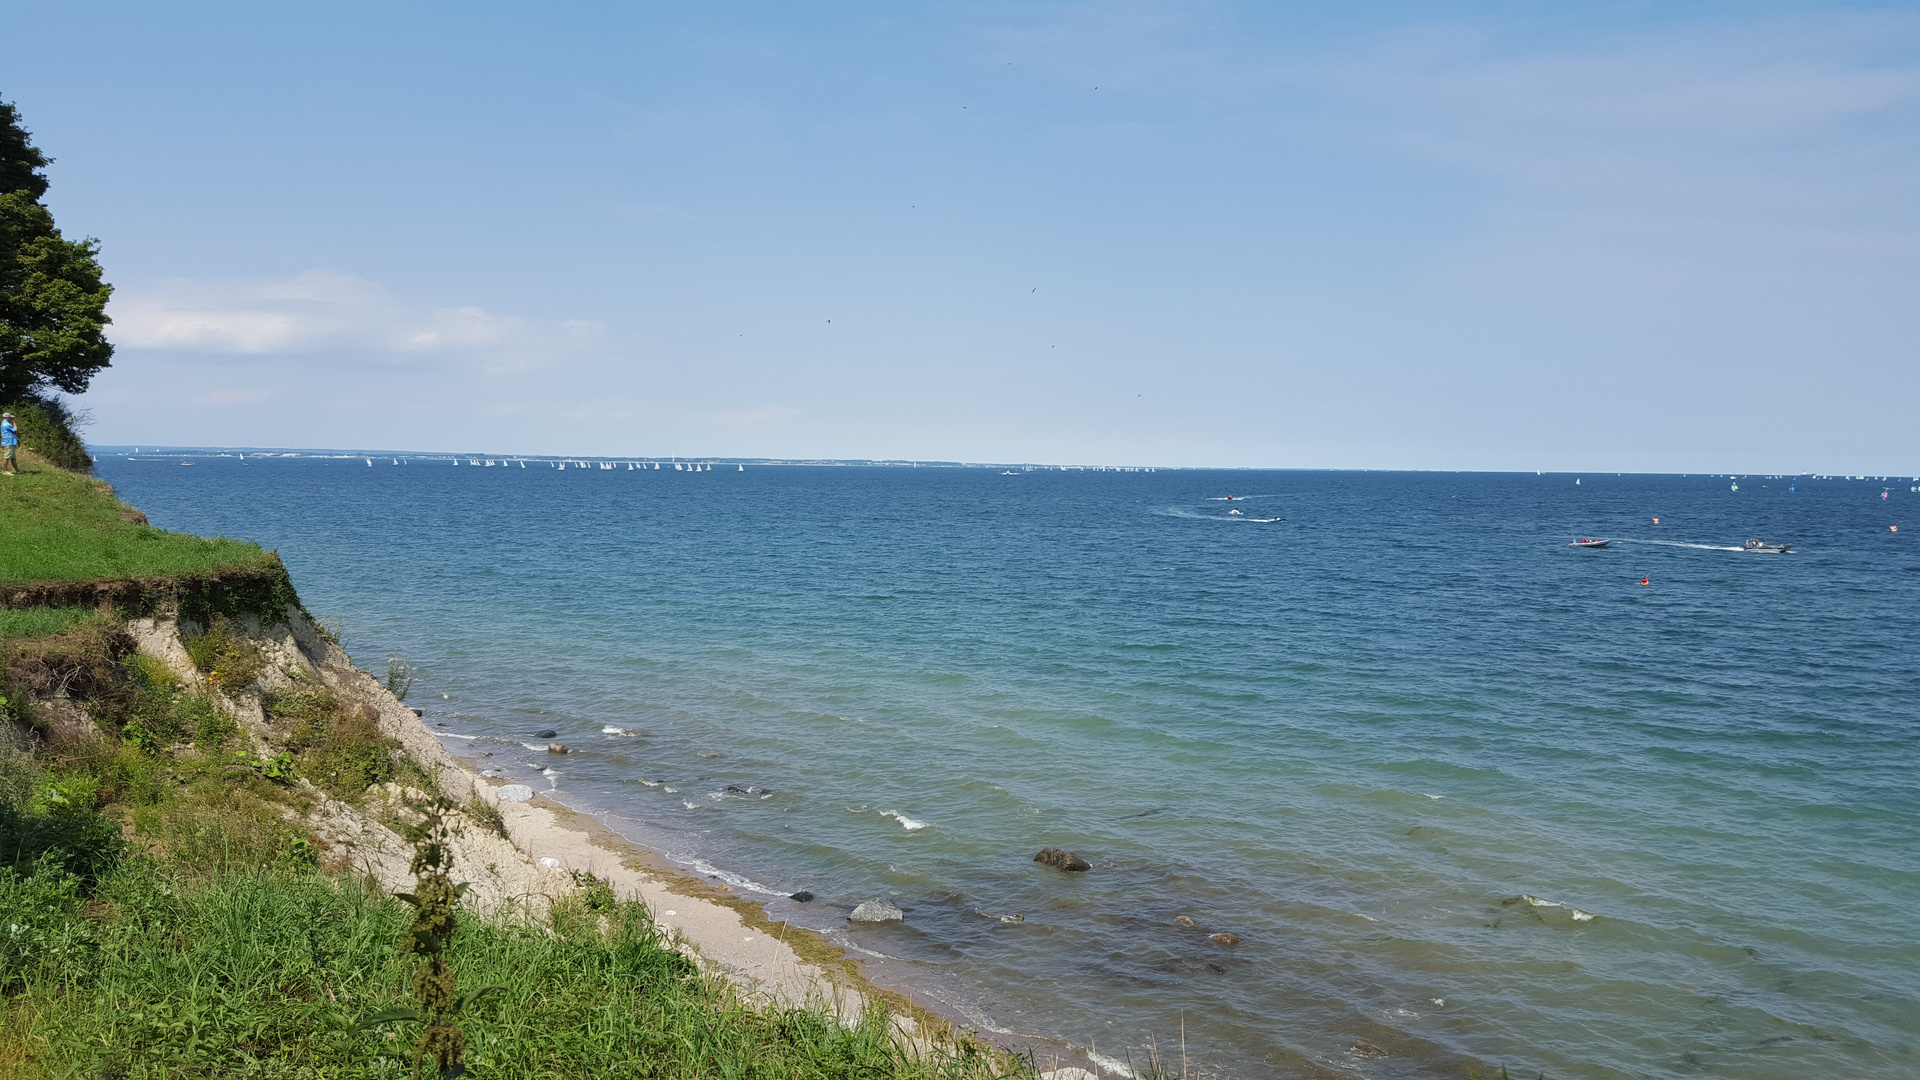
0, 456, 272, 585
0, 606, 108, 641
0, 867, 1021, 1080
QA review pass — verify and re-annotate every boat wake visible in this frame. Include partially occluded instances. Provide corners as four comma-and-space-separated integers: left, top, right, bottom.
1613, 538, 1748, 552
1160, 508, 1285, 523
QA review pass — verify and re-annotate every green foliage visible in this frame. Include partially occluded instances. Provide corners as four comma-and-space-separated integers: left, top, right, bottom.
463, 796, 507, 839
569, 868, 620, 913
3, 394, 92, 470
0, 98, 51, 201
384, 654, 418, 702
0, 856, 88, 990
0, 98, 113, 402
185, 615, 267, 690
191, 700, 238, 750
373, 799, 477, 1078
127, 651, 178, 691
0, 721, 33, 806
0, 765, 123, 885
272, 688, 405, 802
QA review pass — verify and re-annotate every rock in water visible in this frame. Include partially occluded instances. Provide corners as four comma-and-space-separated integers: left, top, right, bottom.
1209, 932, 1241, 947
1034, 847, 1091, 872
547, 742, 569, 754
848, 898, 904, 923
495, 784, 535, 803
789, 891, 815, 903
1174, 915, 1196, 926
535, 729, 558, 739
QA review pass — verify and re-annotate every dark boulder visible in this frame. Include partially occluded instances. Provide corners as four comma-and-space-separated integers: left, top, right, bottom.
1034, 847, 1091, 872
789, 891, 815, 903
535, 729, 558, 739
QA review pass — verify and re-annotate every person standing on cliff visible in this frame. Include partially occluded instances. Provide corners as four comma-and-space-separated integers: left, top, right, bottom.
0, 413, 17, 475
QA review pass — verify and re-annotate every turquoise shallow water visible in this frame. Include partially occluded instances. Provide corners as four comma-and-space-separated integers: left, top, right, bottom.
97, 457, 1920, 1079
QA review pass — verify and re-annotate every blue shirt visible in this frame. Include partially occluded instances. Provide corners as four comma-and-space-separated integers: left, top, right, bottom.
0, 421, 15, 447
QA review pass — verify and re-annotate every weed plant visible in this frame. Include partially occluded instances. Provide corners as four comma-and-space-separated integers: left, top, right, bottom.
269, 688, 422, 804
384, 656, 417, 702
184, 616, 267, 690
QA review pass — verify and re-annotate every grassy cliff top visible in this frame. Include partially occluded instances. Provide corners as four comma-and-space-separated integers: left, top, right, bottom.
0, 451, 274, 585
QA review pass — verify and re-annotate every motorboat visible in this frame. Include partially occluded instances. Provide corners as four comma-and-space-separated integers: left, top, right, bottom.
1743, 539, 1791, 553
1570, 537, 1609, 548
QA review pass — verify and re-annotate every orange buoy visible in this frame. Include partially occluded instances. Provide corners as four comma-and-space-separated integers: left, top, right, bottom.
1640, 577, 1651, 586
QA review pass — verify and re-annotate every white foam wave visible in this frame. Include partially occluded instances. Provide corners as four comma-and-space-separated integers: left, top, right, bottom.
1524, 895, 1597, 921
602, 725, 639, 736
639, 779, 661, 787
881, 809, 930, 830
682, 799, 699, 809
666, 855, 786, 896
520, 742, 547, 752
1084, 1048, 1142, 1077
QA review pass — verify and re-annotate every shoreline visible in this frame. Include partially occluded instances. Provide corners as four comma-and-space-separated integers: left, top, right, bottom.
431, 733, 1122, 1079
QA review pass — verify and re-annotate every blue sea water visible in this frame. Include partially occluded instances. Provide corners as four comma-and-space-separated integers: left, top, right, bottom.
96, 457, 1920, 1079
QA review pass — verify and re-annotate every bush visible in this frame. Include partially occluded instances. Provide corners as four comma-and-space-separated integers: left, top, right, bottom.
271, 688, 406, 801
184, 616, 266, 690
0, 396, 91, 472
0, 768, 123, 884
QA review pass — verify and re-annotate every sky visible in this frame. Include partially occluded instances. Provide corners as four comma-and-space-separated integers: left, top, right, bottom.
3, 1, 1916, 471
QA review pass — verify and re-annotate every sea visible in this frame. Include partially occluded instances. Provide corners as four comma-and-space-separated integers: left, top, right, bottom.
94, 454, 1920, 1080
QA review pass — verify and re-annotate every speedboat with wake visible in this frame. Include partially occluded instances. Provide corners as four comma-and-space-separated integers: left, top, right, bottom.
1570, 537, 1610, 549
1743, 539, 1791, 553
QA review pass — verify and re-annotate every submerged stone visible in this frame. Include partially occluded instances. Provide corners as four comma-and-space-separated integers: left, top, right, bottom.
1034, 847, 1091, 872
789, 891, 815, 903
848, 898, 904, 923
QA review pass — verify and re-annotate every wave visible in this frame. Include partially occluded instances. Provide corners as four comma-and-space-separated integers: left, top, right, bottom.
1522, 894, 1597, 921
665, 854, 787, 897
602, 725, 640, 736
848, 805, 931, 830
882, 809, 930, 830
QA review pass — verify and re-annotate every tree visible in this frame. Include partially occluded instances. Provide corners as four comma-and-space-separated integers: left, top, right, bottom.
0, 98, 112, 403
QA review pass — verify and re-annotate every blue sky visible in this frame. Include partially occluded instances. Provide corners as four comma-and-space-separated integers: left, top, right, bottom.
5, 1, 1916, 470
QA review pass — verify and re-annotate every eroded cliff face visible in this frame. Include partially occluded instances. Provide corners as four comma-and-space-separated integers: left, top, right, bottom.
112, 605, 579, 917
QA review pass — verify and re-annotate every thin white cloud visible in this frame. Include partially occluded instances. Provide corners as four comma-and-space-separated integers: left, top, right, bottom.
109, 270, 607, 371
